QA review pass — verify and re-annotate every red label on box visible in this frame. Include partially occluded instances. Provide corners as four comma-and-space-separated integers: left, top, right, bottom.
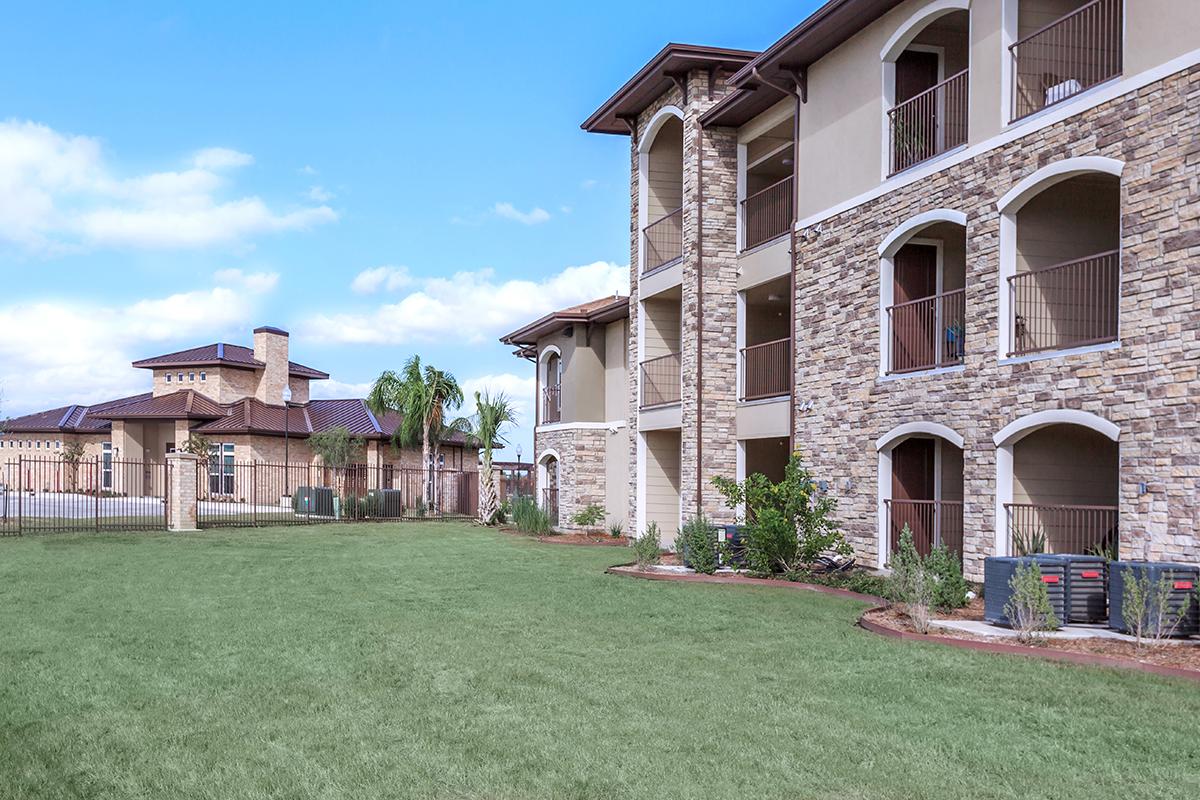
1041, 575, 1060, 584
1174, 581, 1194, 590
1081, 571, 1101, 579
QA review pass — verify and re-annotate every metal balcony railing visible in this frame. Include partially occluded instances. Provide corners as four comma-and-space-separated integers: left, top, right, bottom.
885, 499, 964, 562
541, 384, 561, 424
741, 176, 793, 251
1010, 0, 1123, 121
642, 208, 683, 273
740, 337, 790, 401
888, 68, 969, 175
1006, 502, 1119, 557
640, 353, 681, 407
888, 289, 966, 373
1008, 250, 1118, 356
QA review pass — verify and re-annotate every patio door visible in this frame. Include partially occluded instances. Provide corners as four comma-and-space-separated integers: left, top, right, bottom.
892, 244, 938, 370
891, 437, 935, 555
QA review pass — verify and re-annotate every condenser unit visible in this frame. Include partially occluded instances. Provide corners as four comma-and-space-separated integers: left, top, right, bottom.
1036, 554, 1109, 624
983, 556, 1067, 628
1108, 561, 1200, 637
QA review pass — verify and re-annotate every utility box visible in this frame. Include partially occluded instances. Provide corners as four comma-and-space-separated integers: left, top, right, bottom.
983, 556, 1068, 628
1108, 561, 1200, 637
1036, 554, 1109, 624
369, 489, 403, 518
292, 486, 334, 517
719, 525, 747, 568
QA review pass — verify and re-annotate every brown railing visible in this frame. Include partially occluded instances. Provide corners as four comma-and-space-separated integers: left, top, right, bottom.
888, 69, 969, 175
643, 207, 683, 273
741, 176, 793, 251
1008, 250, 1118, 356
1010, 0, 1123, 121
640, 353, 681, 407
0, 456, 170, 534
542, 487, 559, 525
885, 499, 964, 562
888, 289, 966, 373
740, 337, 791, 401
542, 384, 561, 424
1006, 502, 1118, 556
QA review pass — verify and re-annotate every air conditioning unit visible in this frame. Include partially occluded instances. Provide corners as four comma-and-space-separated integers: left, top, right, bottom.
1035, 554, 1108, 624
1108, 561, 1200, 637
983, 556, 1067, 628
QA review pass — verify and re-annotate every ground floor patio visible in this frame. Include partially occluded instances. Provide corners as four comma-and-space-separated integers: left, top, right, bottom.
1, 524, 1196, 798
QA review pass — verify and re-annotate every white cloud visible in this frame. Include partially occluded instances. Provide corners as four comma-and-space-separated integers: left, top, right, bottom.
298, 165, 318, 175
350, 265, 412, 294
309, 378, 373, 400
580, 179, 598, 190
492, 202, 550, 225
0, 120, 336, 252
461, 373, 536, 457
302, 260, 629, 346
0, 271, 280, 416
306, 185, 333, 202
191, 147, 254, 170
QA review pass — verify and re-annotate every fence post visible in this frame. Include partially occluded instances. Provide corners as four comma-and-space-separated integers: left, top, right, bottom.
94, 456, 100, 533
165, 452, 200, 532
252, 461, 258, 527
17, 456, 23, 536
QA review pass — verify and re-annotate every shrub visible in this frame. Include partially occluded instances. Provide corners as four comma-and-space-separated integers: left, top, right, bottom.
1120, 566, 1194, 648
712, 451, 850, 576
608, 520, 624, 538
1004, 562, 1059, 644
886, 527, 933, 633
510, 495, 551, 535
676, 514, 720, 575
1011, 525, 1046, 556
789, 568, 891, 598
925, 544, 969, 611
571, 504, 605, 530
632, 522, 661, 570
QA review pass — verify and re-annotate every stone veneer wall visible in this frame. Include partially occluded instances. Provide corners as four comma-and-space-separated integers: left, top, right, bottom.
537, 427, 609, 530
792, 66, 1200, 579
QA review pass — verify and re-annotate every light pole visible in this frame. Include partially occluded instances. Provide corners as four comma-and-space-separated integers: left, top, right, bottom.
282, 385, 292, 497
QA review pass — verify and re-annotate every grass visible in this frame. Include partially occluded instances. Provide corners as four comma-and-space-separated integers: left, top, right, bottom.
0, 525, 1197, 799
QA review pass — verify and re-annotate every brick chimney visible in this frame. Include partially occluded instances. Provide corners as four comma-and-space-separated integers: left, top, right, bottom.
253, 326, 290, 405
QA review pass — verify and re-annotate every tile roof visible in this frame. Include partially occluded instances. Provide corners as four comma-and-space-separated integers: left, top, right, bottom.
131, 343, 329, 379
0, 393, 154, 434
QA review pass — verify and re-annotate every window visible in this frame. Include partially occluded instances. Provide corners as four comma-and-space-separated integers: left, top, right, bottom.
166, 373, 172, 383
56, 441, 61, 449
208, 442, 235, 495
189, 372, 195, 381
102, 442, 113, 489
177, 373, 184, 382
200, 371, 207, 382
35, 441, 40, 449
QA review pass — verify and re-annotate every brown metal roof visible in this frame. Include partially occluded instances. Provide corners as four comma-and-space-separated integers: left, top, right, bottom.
581, 44, 758, 135
499, 294, 629, 348
0, 393, 154, 434
702, 0, 905, 128
90, 390, 227, 421
131, 343, 329, 379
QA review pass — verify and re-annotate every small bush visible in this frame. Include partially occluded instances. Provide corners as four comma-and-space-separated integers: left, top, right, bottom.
571, 504, 605, 530
1004, 562, 1059, 644
676, 514, 720, 575
887, 527, 933, 633
632, 522, 661, 570
1121, 566, 1194, 648
1011, 525, 1046, 556
741, 507, 797, 577
789, 568, 890, 598
511, 495, 551, 535
925, 544, 969, 611
608, 520, 624, 538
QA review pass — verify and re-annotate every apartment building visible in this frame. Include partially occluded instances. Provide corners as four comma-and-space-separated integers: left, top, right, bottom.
1, 326, 473, 497
574, 0, 1199, 577
501, 296, 630, 530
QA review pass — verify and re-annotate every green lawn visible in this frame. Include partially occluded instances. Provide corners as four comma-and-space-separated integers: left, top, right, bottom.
1, 525, 1197, 799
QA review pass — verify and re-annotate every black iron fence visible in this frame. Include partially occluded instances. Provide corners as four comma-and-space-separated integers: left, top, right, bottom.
195, 461, 479, 528
0, 456, 170, 535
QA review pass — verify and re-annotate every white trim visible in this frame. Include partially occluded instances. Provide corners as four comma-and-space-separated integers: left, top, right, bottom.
637, 106, 685, 273
878, 209, 968, 257
735, 291, 746, 400
993, 409, 1120, 447
535, 421, 626, 434
998, 340, 1120, 366
536, 447, 561, 500
795, 47, 1200, 232
876, 364, 965, 382
997, 156, 1125, 214
876, 421, 965, 451
638, 105, 685, 156
880, 0, 971, 62
635, 432, 647, 536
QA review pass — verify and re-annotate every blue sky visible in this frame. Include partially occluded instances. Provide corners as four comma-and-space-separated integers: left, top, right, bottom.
0, 0, 816, 459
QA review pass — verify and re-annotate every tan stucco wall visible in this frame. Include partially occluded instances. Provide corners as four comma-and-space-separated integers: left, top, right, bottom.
643, 429, 681, 545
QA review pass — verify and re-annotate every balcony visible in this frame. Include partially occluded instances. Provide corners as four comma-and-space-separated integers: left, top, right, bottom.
643, 208, 683, 273
542, 487, 559, 525
640, 353, 681, 407
888, 69, 969, 176
1011, 0, 1123, 121
1008, 250, 1118, 356
885, 499, 964, 559
740, 337, 790, 401
741, 176, 793, 251
1006, 503, 1118, 556
887, 289, 966, 373
542, 384, 561, 424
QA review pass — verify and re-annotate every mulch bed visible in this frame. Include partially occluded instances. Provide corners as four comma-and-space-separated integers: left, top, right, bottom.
607, 564, 1200, 683
495, 526, 630, 547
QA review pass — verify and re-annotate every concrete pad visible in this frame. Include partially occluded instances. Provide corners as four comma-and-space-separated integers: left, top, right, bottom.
931, 618, 1200, 646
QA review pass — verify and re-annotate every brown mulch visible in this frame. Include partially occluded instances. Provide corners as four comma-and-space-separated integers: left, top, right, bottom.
863, 604, 1200, 674
494, 525, 630, 547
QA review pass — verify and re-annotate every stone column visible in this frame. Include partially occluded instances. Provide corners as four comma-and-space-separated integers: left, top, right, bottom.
166, 452, 200, 532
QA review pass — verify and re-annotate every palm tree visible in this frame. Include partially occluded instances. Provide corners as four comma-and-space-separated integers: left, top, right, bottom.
466, 391, 517, 524
366, 355, 464, 507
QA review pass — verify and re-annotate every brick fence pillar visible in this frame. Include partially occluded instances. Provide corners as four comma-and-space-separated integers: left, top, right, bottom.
166, 452, 200, 532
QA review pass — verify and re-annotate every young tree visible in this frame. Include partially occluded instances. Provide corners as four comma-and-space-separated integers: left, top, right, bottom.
59, 440, 86, 492
466, 391, 517, 524
308, 426, 365, 501
366, 356, 463, 505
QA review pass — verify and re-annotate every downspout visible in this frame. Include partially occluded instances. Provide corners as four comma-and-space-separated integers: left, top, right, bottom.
695, 70, 704, 517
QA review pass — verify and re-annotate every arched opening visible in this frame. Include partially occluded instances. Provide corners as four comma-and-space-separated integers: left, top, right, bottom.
998, 421, 1119, 556
877, 423, 965, 566
879, 212, 967, 375
1002, 168, 1120, 357
537, 450, 560, 526
882, 3, 970, 175
542, 350, 561, 423
639, 110, 684, 273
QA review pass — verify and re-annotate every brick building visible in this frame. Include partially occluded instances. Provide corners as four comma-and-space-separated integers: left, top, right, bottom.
557, 0, 1198, 575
